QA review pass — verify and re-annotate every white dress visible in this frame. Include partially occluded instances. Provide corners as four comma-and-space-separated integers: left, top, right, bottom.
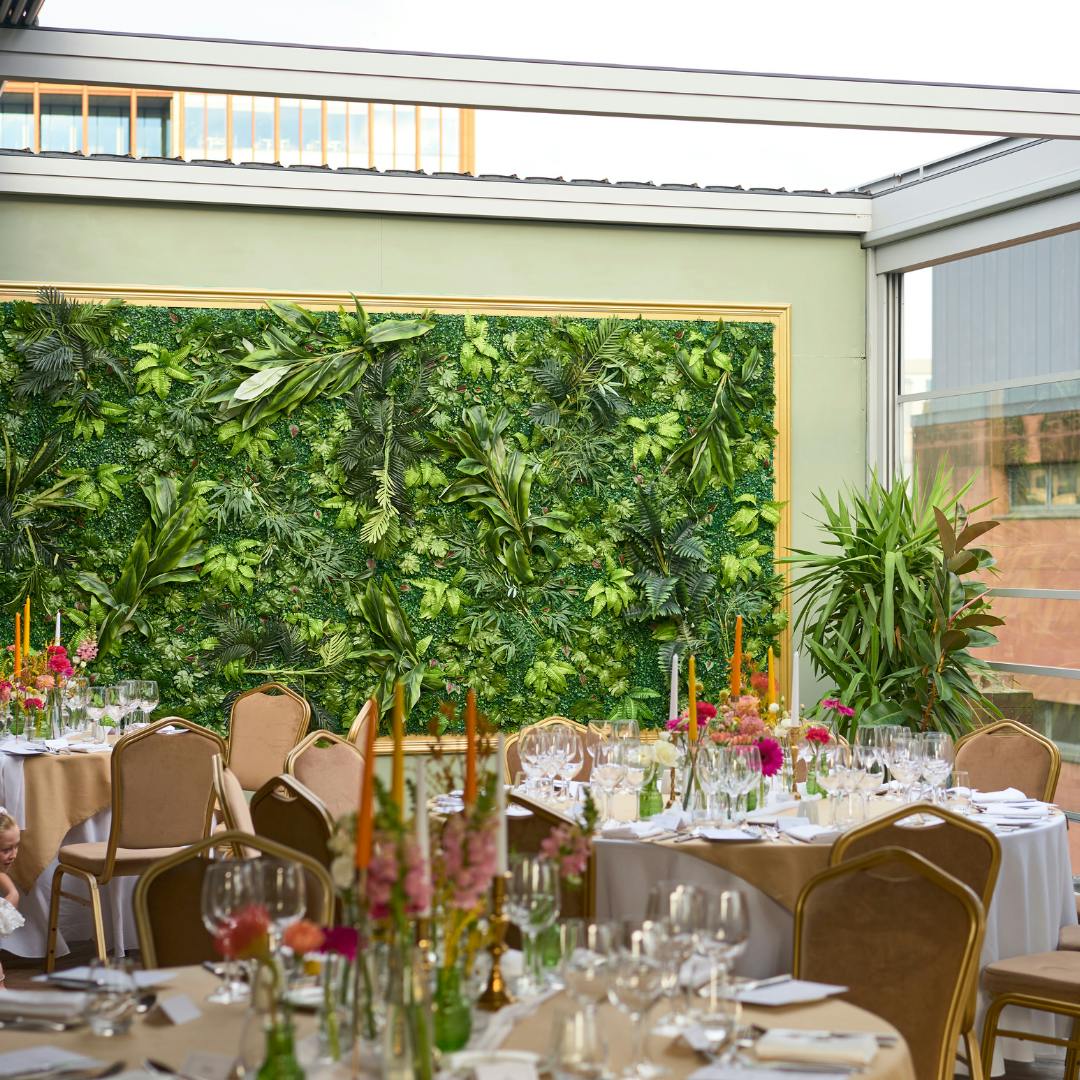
0, 896, 25, 935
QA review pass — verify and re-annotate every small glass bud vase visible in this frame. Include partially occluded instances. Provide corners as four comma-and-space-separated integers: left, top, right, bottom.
433, 959, 472, 1054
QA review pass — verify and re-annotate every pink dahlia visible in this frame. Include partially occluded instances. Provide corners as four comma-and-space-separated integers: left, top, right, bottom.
756, 736, 784, 777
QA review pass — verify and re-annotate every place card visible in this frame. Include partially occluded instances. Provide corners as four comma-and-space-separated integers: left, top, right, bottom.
446, 1051, 540, 1080
0, 1047, 103, 1079
180, 1052, 237, 1080
735, 978, 848, 1007
158, 993, 202, 1025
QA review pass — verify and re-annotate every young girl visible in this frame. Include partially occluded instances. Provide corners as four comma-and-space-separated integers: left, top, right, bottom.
0, 809, 24, 989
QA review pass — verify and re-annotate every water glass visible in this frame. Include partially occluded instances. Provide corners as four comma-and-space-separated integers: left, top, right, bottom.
507, 855, 560, 997
946, 768, 973, 815
919, 732, 954, 803
701, 889, 749, 975
83, 958, 138, 1036
694, 973, 742, 1063
252, 857, 306, 940
548, 1007, 609, 1079
608, 928, 665, 1079
560, 920, 617, 1011
201, 861, 258, 1003
138, 679, 159, 725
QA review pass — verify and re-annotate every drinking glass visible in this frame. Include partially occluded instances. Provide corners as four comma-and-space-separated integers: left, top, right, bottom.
700, 889, 749, 976
507, 855, 560, 997
608, 927, 666, 1079
731, 744, 762, 822
558, 729, 585, 797
695, 742, 726, 824
86, 685, 120, 742
518, 726, 543, 794
548, 1007, 609, 1079
617, 739, 649, 808
252, 857, 306, 941
138, 679, 159, 725
591, 742, 625, 824
117, 681, 139, 733
886, 731, 921, 801
946, 768, 973, 815
63, 677, 90, 734
560, 921, 618, 1012
695, 972, 742, 1063
919, 732, 954, 804
645, 881, 705, 1023
82, 958, 138, 1036
201, 860, 258, 1003
610, 717, 641, 742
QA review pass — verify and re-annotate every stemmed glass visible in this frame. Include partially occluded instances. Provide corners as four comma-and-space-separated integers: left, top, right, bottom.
139, 680, 159, 725
645, 881, 705, 1025
251, 858, 305, 946
886, 732, 921, 802
559, 920, 618, 1015
609, 717, 641, 742
608, 926, 666, 1079
518, 727, 543, 794
919, 732, 954, 804
591, 742, 625, 825
616, 739, 649, 809
700, 888, 750, 979
558, 729, 585, 798
117, 681, 140, 733
86, 685, 120, 742
200, 861, 258, 1004
696, 742, 726, 825
507, 855, 560, 997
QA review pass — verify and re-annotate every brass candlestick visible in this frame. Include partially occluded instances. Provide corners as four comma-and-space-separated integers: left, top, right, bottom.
477, 872, 513, 1012
787, 732, 801, 800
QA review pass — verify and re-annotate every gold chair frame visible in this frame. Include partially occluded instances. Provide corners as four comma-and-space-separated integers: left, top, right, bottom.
503, 715, 587, 784
250, 773, 335, 870
346, 698, 376, 746
285, 728, 362, 774
133, 829, 334, 969
794, 846, 985, 1080
954, 718, 1061, 801
981, 992, 1080, 1078
225, 681, 311, 774
45, 716, 225, 971
831, 802, 1001, 1080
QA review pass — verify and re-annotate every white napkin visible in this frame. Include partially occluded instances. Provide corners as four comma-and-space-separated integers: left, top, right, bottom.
649, 807, 691, 832
0, 1048, 103, 1079
978, 803, 1049, 819
34, 966, 176, 989
0, 990, 88, 1020
972, 788, 1029, 804
735, 979, 847, 1007
694, 827, 760, 842
69, 742, 112, 754
600, 819, 668, 840
689, 1069, 850, 1080
779, 821, 838, 843
755, 1029, 879, 1066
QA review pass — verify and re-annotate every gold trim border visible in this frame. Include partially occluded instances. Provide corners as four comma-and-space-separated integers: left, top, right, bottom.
0, 280, 793, 703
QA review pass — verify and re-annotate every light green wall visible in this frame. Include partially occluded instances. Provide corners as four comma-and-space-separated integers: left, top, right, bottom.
0, 195, 867, 701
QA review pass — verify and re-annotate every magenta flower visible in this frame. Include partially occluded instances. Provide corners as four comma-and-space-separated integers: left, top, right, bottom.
23, 697, 44, 711
321, 926, 359, 961
821, 698, 856, 718
756, 736, 784, 777
540, 822, 592, 882
75, 639, 98, 664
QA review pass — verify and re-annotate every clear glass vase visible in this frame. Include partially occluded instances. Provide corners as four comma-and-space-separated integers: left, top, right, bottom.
316, 953, 354, 1064
382, 944, 434, 1080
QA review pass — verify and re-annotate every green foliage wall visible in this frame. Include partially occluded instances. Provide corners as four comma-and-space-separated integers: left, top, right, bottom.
0, 294, 783, 734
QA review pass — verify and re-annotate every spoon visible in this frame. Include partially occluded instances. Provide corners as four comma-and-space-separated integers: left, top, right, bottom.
135, 992, 157, 1015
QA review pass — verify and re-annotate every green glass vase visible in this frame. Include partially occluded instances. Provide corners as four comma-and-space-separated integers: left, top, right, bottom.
256, 1021, 304, 1080
433, 964, 472, 1054
639, 776, 663, 819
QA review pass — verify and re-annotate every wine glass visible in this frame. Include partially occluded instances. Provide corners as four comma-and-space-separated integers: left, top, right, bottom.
117, 681, 140, 733
507, 855, 560, 997
919, 732, 954, 804
645, 881, 706, 1024
610, 717, 641, 742
548, 1006, 610, 1079
732, 744, 762, 823
616, 739, 648, 808
251, 858, 305, 943
886, 732, 921, 802
559, 920, 618, 1013
608, 926, 666, 1079
696, 742, 726, 825
86, 685, 120, 742
558, 728, 585, 797
590, 742, 625, 825
701, 888, 750, 977
201, 861, 258, 1004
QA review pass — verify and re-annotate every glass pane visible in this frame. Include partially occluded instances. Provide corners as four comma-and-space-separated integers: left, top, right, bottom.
372, 103, 393, 170
420, 107, 440, 171
88, 95, 130, 156
348, 102, 369, 167
301, 99, 322, 162
902, 234, 1080, 393
0, 92, 33, 150
900, 266, 933, 395
900, 376, 1080, 590
231, 96, 253, 162
136, 96, 170, 158
279, 98, 300, 165
39, 93, 81, 153
986, 596, 1080, 670
394, 104, 416, 169
325, 100, 346, 169
441, 108, 460, 173
206, 94, 226, 159
183, 92, 204, 158
253, 96, 274, 162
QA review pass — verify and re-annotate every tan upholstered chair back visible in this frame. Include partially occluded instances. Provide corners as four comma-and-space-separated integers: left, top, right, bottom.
226, 683, 311, 791
285, 730, 365, 823
212, 754, 259, 858
113, 718, 224, 852
953, 719, 1061, 801
504, 717, 591, 784
795, 847, 984, 1080
133, 830, 334, 969
347, 698, 376, 747
250, 774, 334, 870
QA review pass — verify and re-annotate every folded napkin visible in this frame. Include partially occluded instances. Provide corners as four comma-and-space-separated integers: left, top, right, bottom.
736, 978, 847, 1007
978, 803, 1049, 819
648, 807, 690, 832
972, 787, 1030, 804
778, 818, 838, 843
689, 1069, 850, 1080
755, 1029, 879, 1066
694, 827, 760, 842
601, 819, 669, 840
0, 989, 88, 1020
68, 742, 113, 754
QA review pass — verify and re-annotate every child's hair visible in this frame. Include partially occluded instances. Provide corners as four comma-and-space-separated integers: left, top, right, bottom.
0, 809, 15, 832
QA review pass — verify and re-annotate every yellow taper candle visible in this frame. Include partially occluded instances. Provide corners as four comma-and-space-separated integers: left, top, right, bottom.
391, 682, 405, 810
14, 613, 21, 677
23, 597, 30, 658
687, 654, 698, 742
767, 647, 776, 706
730, 615, 743, 697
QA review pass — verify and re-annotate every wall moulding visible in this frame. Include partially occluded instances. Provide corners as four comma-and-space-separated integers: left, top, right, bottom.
0, 280, 793, 704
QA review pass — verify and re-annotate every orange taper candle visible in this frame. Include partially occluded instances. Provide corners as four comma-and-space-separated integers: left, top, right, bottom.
687, 654, 698, 742
391, 682, 405, 810
354, 695, 379, 870
767, 647, 776, 706
730, 615, 743, 697
464, 688, 478, 807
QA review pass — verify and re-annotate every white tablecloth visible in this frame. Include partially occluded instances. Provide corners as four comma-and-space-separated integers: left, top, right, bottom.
596, 814, 1076, 1075
0, 755, 136, 960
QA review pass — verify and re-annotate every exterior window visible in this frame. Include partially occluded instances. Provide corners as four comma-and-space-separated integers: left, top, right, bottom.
441, 107, 460, 173
420, 107, 440, 171
39, 93, 81, 153
394, 104, 416, 169
0, 92, 33, 149
373, 104, 393, 170
88, 95, 129, 155
348, 102, 369, 167
231, 96, 253, 162
136, 97, 170, 158
279, 98, 300, 165
325, 101, 346, 169
301, 99, 322, 163
206, 94, 227, 159
253, 96, 274, 162
183, 92, 205, 158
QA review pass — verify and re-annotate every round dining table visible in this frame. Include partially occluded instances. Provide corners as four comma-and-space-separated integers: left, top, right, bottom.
0, 965, 917, 1079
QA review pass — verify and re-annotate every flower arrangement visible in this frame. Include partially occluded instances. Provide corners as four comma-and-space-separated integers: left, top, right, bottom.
539, 789, 599, 885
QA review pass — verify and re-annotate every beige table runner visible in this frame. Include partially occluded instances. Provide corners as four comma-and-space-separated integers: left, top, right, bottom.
12, 752, 111, 892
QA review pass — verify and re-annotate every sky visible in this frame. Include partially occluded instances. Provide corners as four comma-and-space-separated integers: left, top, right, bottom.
39, 0, 1080, 191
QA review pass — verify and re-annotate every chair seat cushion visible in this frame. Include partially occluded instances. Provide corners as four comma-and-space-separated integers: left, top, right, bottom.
1059, 925, 1080, 951
984, 950, 1080, 1003
59, 842, 184, 876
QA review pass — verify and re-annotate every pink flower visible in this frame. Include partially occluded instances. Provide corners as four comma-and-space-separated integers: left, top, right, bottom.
540, 822, 592, 882
75, 639, 98, 664
46, 646, 72, 675
23, 697, 44, 711
366, 833, 432, 921
34, 674, 55, 691
756, 736, 784, 777
805, 725, 832, 746
321, 926, 359, 961
438, 812, 497, 910
821, 698, 856, 719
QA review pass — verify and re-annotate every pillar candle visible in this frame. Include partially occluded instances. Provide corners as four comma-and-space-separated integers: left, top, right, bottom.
464, 688, 478, 807
391, 682, 405, 811
767, 647, 776, 706
730, 615, 743, 697
23, 597, 30, 658
355, 696, 379, 870
495, 733, 508, 874
14, 613, 21, 677
414, 757, 430, 916
668, 651, 679, 724
54, 610, 61, 647
791, 649, 801, 721
687, 654, 698, 742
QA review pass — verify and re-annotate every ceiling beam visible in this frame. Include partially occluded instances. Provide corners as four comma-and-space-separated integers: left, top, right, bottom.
4, 27, 1080, 138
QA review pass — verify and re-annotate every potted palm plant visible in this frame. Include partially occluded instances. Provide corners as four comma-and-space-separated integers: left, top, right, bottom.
785, 468, 1003, 739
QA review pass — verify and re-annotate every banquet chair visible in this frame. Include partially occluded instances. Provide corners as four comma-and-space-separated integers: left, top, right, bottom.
45, 717, 225, 971
250, 774, 334, 871
794, 847, 984, 1080
225, 682, 311, 792
285, 729, 365, 822
346, 697, 376, 747
503, 716, 591, 784
954, 719, 1061, 801
211, 753, 259, 858
133, 830, 334, 969
830, 802, 1001, 1080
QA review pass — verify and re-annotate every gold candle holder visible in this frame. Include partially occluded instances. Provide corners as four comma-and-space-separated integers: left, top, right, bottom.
788, 732, 801, 800
477, 872, 513, 1012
